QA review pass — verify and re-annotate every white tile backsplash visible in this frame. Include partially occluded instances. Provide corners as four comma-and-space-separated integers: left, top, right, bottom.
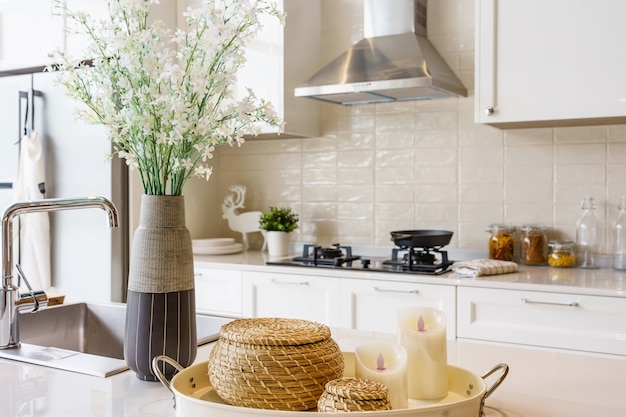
201, 0, 626, 250
555, 125, 608, 143
608, 143, 626, 163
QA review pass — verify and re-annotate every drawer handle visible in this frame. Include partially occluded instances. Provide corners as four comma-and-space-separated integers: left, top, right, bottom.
373, 287, 419, 294
271, 279, 309, 286
521, 298, 578, 307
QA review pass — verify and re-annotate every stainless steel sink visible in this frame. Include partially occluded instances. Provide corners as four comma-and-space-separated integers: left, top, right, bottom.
0, 302, 232, 377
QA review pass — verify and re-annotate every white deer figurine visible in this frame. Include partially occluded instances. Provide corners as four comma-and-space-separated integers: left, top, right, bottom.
221, 185, 266, 251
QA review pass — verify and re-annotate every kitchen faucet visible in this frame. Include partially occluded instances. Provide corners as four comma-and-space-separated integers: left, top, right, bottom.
0, 196, 119, 349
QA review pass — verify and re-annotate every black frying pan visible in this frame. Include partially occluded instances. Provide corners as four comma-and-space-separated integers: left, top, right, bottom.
390, 230, 453, 248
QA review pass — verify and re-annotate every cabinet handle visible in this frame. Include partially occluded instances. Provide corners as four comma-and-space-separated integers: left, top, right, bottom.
373, 287, 419, 294
521, 298, 578, 307
484, 107, 495, 116
271, 279, 309, 286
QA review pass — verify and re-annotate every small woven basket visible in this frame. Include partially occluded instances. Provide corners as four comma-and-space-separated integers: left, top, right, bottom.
318, 377, 392, 412
208, 317, 344, 411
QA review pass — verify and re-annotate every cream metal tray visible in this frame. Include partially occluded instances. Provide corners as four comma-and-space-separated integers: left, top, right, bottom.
154, 352, 508, 417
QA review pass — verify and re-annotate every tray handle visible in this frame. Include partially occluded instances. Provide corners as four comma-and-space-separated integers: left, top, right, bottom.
152, 355, 185, 409
479, 363, 509, 414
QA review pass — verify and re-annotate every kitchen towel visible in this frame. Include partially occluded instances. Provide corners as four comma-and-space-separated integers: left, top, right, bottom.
451, 258, 518, 278
13, 131, 51, 290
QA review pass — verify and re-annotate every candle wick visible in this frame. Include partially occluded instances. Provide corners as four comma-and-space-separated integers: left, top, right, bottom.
376, 352, 386, 370
417, 315, 425, 332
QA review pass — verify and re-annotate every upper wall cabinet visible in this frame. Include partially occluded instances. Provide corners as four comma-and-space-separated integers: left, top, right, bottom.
181, 0, 321, 139
0, 0, 63, 73
475, 0, 626, 128
0, 0, 108, 75
238, 0, 321, 139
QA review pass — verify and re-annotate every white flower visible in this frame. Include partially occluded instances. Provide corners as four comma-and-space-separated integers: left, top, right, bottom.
48, 0, 284, 195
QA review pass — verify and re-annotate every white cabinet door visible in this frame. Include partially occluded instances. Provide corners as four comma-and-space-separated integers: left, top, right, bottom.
0, 0, 108, 72
475, 0, 626, 128
63, 0, 109, 60
457, 286, 626, 356
195, 267, 243, 317
338, 278, 456, 340
180, 0, 320, 138
242, 271, 340, 326
0, 0, 63, 71
236, 0, 321, 138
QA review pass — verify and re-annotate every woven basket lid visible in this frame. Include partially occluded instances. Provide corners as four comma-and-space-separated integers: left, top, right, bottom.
218, 317, 331, 346
324, 378, 389, 401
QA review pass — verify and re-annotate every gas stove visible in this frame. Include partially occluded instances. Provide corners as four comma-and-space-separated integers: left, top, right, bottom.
266, 243, 454, 275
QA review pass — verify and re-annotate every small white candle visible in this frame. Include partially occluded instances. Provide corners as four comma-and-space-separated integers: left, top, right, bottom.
354, 342, 408, 409
397, 307, 448, 400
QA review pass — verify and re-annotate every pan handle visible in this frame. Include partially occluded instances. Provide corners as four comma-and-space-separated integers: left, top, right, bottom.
479, 363, 509, 414
152, 355, 185, 409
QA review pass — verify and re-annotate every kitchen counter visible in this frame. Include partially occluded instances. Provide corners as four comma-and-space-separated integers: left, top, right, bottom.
5, 250, 622, 416
2, 327, 625, 417
194, 250, 626, 298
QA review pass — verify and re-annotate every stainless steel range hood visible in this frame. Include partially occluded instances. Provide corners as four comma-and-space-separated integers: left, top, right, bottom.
294, 0, 467, 105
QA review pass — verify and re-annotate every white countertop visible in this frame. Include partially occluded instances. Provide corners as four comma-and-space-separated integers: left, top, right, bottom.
2, 328, 625, 417
194, 250, 626, 298
4, 250, 624, 416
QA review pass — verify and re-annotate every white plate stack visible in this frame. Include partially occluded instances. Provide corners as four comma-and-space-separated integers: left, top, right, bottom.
192, 238, 244, 255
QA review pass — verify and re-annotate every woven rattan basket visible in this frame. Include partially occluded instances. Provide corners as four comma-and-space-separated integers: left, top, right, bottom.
208, 317, 344, 411
318, 377, 392, 412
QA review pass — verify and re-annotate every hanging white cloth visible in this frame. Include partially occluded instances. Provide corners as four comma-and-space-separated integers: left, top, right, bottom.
13, 131, 51, 290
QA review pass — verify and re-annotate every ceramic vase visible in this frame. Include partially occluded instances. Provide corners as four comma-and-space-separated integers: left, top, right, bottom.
266, 230, 290, 257
124, 195, 197, 381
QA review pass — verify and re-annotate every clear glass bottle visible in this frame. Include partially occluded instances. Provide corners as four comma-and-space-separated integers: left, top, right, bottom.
486, 224, 516, 261
520, 225, 548, 265
575, 196, 600, 268
611, 196, 626, 270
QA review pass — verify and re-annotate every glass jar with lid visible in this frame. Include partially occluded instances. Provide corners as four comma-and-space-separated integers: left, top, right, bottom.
547, 240, 576, 268
486, 224, 516, 261
520, 225, 548, 265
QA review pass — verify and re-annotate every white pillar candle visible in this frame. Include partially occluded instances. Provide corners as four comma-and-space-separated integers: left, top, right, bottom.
354, 342, 408, 409
397, 306, 448, 400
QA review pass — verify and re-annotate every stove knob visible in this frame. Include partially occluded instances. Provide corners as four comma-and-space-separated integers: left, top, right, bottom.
362, 259, 371, 269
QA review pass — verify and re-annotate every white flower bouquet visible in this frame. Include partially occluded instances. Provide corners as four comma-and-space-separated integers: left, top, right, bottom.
48, 0, 284, 195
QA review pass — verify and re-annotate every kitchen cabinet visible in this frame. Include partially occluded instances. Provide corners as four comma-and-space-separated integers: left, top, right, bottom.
475, 0, 626, 128
338, 278, 456, 340
194, 267, 243, 317
457, 286, 626, 356
242, 271, 340, 326
236, 0, 321, 139
0, 0, 63, 72
182, 0, 321, 139
0, 0, 107, 74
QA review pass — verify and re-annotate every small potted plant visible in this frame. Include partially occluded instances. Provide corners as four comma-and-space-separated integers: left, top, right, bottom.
259, 207, 299, 257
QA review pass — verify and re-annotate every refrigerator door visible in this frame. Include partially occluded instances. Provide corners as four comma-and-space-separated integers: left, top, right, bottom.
0, 72, 128, 302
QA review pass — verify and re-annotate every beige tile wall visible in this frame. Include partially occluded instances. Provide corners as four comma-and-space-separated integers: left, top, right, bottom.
198, 0, 626, 252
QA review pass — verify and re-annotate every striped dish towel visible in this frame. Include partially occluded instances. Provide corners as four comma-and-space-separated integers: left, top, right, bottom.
452, 259, 518, 277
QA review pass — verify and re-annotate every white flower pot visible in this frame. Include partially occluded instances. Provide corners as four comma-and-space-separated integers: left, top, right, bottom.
266, 231, 291, 258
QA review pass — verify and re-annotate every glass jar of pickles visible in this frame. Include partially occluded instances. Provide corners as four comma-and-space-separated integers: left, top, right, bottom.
547, 240, 576, 268
520, 225, 548, 265
486, 224, 516, 261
